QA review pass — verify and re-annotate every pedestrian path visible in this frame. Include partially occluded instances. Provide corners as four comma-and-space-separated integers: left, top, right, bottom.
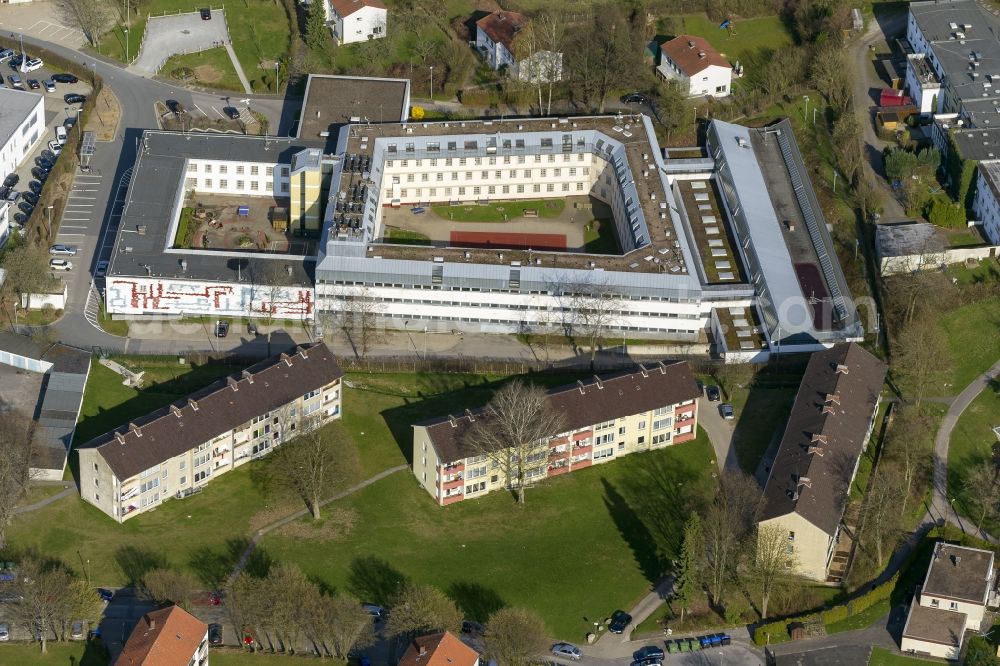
224, 41, 252, 94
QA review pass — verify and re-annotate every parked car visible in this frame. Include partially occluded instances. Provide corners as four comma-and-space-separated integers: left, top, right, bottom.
0, 187, 8, 201
50, 244, 77, 256
720, 403, 735, 420
95, 260, 109, 277
200, 7, 212, 19
247, 322, 258, 336
7, 74, 22, 89
18, 201, 34, 215
47, 140, 63, 155
633, 646, 665, 662
8, 54, 23, 70
208, 623, 223, 645
55, 125, 67, 145
361, 603, 384, 619
0, 49, 14, 62
97, 588, 114, 602
43, 79, 55, 92
551, 643, 581, 660
461, 620, 484, 635
27, 79, 39, 90
49, 259, 72, 271
631, 659, 661, 666
28, 180, 43, 194
70, 621, 85, 640
24, 58, 43, 72
21, 191, 38, 206
0, 623, 8, 641
705, 385, 721, 401
608, 610, 632, 634
5, 189, 20, 202
620, 92, 650, 105
30, 167, 48, 182
214, 320, 229, 338
13, 212, 27, 226
2, 173, 18, 188
64, 93, 86, 105
52, 73, 78, 84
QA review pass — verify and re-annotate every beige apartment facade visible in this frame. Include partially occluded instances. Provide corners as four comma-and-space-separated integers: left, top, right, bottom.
413, 362, 700, 506
79, 344, 343, 523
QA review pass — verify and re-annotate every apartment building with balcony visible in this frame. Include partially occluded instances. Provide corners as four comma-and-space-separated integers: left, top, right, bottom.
78, 344, 343, 523
412, 361, 701, 506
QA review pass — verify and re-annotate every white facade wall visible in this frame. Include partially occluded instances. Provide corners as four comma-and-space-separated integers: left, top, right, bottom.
476, 27, 517, 71
0, 201, 9, 249
21, 282, 67, 310
917, 592, 986, 630
0, 91, 45, 185
105, 275, 314, 319
900, 636, 960, 661
332, 5, 387, 44
905, 57, 941, 115
973, 168, 1000, 244
184, 158, 289, 198
657, 60, 731, 97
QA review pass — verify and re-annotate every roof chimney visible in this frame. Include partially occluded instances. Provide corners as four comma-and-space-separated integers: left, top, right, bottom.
280, 352, 292, 367
242, 370, 254, 384
807, 445, 825, 456
954, 555, 963, 566
798, 476, 812, 488
824, 392, 841, 405
657, 360, 668, 374
810, 433, 828, 444
115, 431, 126, 445
465, 409, 476, 422
835, 363, 850, 375
299, 346, 309, 359
419, 645, 427, 656
170, 404, 182, 418
698, 51, 706, 59
822, 404, 836, 415
639, 364, 648, 378
594, 375, 604, 389
129, 423, 142, 437
577, 380, 586, 395
448, 415, 457, 428
228, 377, 239, 391
146, 614, 155, 629
189, 399, 199, 411
687, 40, 695, 48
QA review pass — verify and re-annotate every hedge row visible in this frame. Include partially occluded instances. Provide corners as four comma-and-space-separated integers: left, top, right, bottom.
752, 572, 900, 646
0, 35, 102, 247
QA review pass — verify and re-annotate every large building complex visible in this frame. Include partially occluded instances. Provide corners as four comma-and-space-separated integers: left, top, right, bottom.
0, 87, 45, 186
412, 361, 700, 506
901, 543, 997, 659
757, 343, 886, 582
102, 76, 862, 357
78, 343, 343, 522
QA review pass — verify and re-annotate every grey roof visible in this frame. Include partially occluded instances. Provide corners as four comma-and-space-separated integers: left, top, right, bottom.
760, 343, 886, 537
921, 543, 994, 603
0, 330, 45, 361
902, 604, 967, 647
298, 74, 411, 143
0, 88, 42, 148
946, 124, 1000, 160
107, 131, 324, 284
875, 222, 947, 258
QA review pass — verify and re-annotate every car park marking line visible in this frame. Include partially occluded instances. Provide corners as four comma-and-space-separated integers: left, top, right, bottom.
212, 106, 227, 119
193, 103, 207, 116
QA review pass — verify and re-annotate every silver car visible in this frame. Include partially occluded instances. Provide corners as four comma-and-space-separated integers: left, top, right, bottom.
552, 643, 581, 660
0, 622, 8, 641
49, 244, 77, 256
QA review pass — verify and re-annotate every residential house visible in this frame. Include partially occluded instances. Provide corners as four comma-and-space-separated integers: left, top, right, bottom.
327, 0, 387, 44
115, 605, 209, 666
399, 631, 480, 666
656, 35, 732, 98
757, 343, 886, 582
901, 543, 997, 659
412, 361, 701, 506
78, 343, 343, 522
474, 11, 562, 82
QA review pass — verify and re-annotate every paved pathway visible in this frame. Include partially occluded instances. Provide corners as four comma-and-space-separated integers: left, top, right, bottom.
226, 465, 408, 586
13, 485, 74, 514
697, 396, 738, 473
222, 40, 253, 94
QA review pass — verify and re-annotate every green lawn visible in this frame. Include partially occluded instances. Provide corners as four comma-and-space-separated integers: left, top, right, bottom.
262, 430, 718, 640
662, 14, 794, 62
0, 641, 108, 665
583, 219, 620, 255
162, 48, 245, 92
938, 298, 1000, 392
869, 647, 937, 665
947, 258, 1000, 286
431, 199, 565, 222
730, 387, 797, 474
947, 385, 1000, 531
95, 0, 289, 93
384, 228, 432, 246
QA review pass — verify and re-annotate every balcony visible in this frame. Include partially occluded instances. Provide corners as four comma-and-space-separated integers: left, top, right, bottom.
442, 493, 464, 506
549, 435, 570, 447
442, 462, 465, 474
549, 449, 570, 462
572, 430, 593, 442
442, 476, 464, 491
572, 443, 593, 456
548, 464, 570, 477
674, 414, 696, 429
673, 431, 696, 444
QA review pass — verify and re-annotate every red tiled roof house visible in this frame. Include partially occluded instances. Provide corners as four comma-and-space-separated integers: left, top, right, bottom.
657, 35, 732, 98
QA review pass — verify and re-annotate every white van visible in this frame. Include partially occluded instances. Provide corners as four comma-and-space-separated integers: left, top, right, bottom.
55, 125, 67, 146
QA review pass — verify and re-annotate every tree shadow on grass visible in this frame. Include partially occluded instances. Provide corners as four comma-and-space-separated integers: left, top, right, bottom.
602, 480, 664, 586
446, 581, 506, 622
347, 555, 408, 606
188, 538, 272, 587
115, 545, 168, 585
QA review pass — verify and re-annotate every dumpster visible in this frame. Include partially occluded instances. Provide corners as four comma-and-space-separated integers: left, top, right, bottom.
238, 205, 250, 217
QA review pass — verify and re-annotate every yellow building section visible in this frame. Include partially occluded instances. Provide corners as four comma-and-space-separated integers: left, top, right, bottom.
758, 513, 833, 582
289, 168, 323, 234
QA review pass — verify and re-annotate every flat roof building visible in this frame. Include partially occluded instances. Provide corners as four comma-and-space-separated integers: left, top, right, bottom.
0, 87, 45, 187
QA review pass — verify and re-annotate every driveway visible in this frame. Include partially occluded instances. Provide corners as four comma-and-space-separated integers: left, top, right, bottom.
130, 10, 230, 77
698, 396, 737, 472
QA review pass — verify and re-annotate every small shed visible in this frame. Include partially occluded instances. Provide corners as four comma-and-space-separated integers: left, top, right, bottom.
237, 205, 250, 217
269, 206, 288, 233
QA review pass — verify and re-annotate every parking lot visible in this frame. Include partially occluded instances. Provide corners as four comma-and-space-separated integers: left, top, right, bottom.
0, 49, 93, 232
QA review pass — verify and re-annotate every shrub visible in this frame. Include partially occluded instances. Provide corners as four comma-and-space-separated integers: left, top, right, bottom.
926, 195, 966, 229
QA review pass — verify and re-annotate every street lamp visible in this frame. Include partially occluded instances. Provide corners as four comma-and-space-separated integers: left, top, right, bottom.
274, 61, 280, 95
802, 95, 810, 121
429, 65, 434, 102
45, 205, 53, 238
124, 26, 129, 63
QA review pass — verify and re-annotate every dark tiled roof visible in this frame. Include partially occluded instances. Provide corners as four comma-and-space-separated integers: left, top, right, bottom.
922, 543, 995, 604
85, 343, 343, 480
902, 603, 966, 647
399, 632, 479, 666
475, 11, 527, 51
660, 35, 730, 76
115, 605, 207, 666
421, 361, 700, 464
759, 343, 886, 536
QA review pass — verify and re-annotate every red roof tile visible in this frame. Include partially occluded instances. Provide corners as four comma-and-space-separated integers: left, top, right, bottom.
115, 605, 207, 666
399, 632, 480, 666
329, 0, 385, 18
475, 11, 528, 51
660, 35, 730, 75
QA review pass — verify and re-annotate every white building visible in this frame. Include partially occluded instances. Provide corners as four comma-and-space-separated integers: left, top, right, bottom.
475, 10, 562, 82
901, 543, 997, 660
657, 35, 732, 98
972, 161, 1000, 244
327, 0, 386, 44
0, 201, 10, 249
0, 88, 45, 186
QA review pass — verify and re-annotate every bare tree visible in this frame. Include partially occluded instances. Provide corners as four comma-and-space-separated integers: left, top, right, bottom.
963, 464, 999, 536
892, 314, 953, 408
328, 286, 385, 359
53, 0, 112, 48
859, 461, 903, 565
11, 560, 71, 653
141, 568, 199, 610
484, 607, 549, 666
324, 594, 375, 659
701, 471, 762, 606
54, 579, 103, 642
386, 583, 463, 639
883, 406, 933, 514
270, 417, 346, 520
751, 524, 795, 620
259, 564, 315, 653
563, 282, 622, 364
0, 413, 34, 549
462, 381, 565, 505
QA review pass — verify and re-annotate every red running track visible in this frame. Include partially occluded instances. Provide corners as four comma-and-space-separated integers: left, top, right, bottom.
449, 230, 567, 251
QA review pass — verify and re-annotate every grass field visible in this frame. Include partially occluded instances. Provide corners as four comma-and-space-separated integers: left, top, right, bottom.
96, 0, 288, 93
0, 641, 108, 665
947, 385, 1000, 531
583, 219, 620, 255
730, 387, 797, 474
938, 298, 1000, 392
384, 228, 432, 246
431, 199, 565, 222
869, 647, 937, 665
162, 48, 245, 91
660, 14, 795, 62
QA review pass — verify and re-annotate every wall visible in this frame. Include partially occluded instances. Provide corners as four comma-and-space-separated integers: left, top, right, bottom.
78, 447, 120, 521
758, 512, 832, 581
973, 168, 1000, 244
105, 275, 314, 319
21, 282, 67, 310
900, 636, 960, 661
689, 65, 732, 98
879, 244, 999, 275
905, 57, 941, 115
185, 159, 289, 198
334, 6, 387, 44
0, 91, 44, 184
917, 592, 986, 631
